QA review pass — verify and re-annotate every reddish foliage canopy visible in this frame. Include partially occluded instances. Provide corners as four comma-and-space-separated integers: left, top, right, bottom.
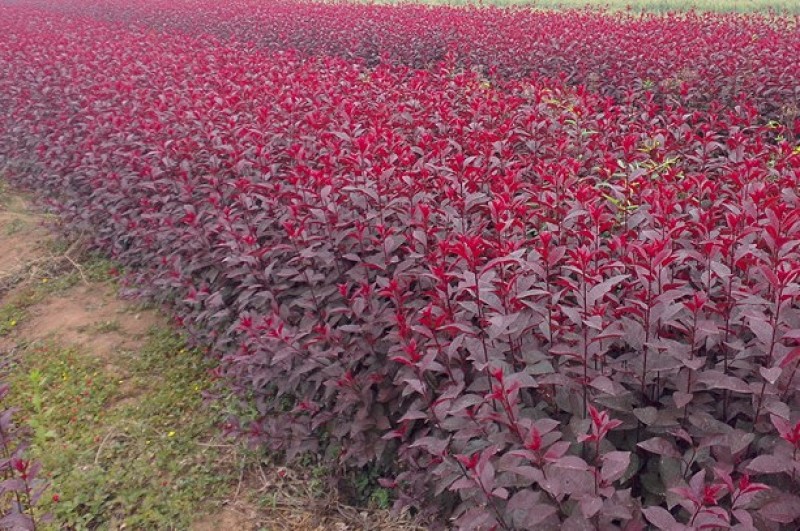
2, 2, 800, 529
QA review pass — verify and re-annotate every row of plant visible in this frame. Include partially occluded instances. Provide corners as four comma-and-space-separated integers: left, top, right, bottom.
38, 0, 800, 122
2, 4, 800, 529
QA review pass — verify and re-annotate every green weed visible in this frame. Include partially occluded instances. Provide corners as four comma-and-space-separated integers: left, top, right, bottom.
7, 330, 236, 530
0, 303, 25, 336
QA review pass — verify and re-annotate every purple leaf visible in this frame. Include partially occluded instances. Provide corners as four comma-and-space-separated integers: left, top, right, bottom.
759, 366, 782, 385
638, 437, 681, 459
758, 493, 800, 524
642, 506, 679, 530
695, 371, 751, 394
673, 392, 693, 409
579, 495, 603, 518
601, 451, 630, 483
587, 274, 629, 307
746, 455, 787, 475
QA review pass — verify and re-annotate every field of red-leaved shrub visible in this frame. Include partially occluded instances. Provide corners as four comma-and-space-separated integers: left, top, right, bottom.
2, 1, 800, 529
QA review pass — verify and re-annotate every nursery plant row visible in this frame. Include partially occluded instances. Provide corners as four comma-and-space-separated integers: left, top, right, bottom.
1, 2, 800, 529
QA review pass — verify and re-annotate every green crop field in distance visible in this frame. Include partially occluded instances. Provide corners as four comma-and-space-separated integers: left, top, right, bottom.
348, 0, 800, 13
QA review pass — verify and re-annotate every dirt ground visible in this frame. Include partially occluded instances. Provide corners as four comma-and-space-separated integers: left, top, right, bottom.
0, 188, 421, 530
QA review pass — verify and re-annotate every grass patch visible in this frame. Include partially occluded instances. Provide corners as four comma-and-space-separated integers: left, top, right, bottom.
76, 319, 122, 335
0, 303, 25, 336
0, 178, 11, 206
81, 254, 119, 283
33, 273, 81, 296
6, 329, 237, 529
4, 217, 27, 236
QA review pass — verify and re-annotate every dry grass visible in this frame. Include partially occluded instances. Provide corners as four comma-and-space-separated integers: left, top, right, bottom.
210, 459, 426, 530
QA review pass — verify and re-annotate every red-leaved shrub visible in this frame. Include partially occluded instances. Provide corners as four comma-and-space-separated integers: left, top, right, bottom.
36, 0, 800, 121
2, 2, 800, 529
